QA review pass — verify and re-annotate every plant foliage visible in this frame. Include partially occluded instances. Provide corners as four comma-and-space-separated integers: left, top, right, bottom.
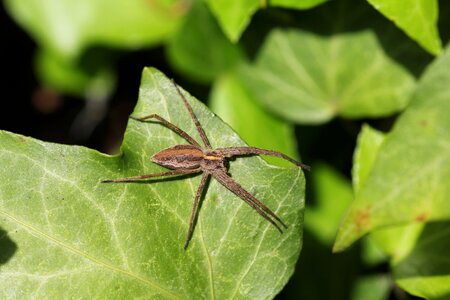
1, 0, 449, 298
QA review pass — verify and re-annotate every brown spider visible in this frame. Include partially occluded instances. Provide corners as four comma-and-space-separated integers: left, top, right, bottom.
102, 80, 310, 249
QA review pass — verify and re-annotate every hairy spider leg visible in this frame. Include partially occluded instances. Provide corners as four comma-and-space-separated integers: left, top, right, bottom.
130, 114, 200, 147
212, 169, 287, 232
217, 147, 311, 171
171, 79, 212, 149
102, 168, 201, 183
184, 173, 210, 249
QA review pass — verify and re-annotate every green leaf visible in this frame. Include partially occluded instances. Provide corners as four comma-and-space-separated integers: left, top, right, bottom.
333, 44, 450, 252
204, 0, 260, 42
394, 221, 450, 299
35, 49, 116, 97
352, 125, 420, 264
270, 0, 328, 9
352, 125, 386, 195
4, 0, 182, 59
204, 0, 328, 42
350, 275, 391, 300
209, 72, 298, 167
4, 0, 182, 95
239, 29, 416, 124
368, 224, 423, 263
166, 2, 244, 83
0, 68, 305, 298
367, 0, 442, 55
306, 163, 353, 245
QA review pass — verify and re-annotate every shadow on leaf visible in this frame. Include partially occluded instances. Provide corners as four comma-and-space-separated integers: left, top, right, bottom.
0, 227, 17, 266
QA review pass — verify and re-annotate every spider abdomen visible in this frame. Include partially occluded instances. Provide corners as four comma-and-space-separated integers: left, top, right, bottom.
151, 144, 204, 169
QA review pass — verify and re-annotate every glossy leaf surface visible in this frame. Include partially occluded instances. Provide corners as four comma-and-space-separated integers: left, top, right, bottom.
0, 68, 305, 299
334, 45, 450, 251
239, 29, 415, 124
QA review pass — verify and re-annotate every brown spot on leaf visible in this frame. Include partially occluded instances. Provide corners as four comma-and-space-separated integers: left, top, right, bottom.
354, 206, 371, 231
420, 120, 428, 128
415, 212, 428, 222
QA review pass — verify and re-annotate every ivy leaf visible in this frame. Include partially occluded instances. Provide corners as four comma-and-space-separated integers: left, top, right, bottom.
0, 68, 305, 298
333, 44, 450, 252
305, 163, 353, 245
239, 29, 416, 124
270, 0, 328, 10
350, 127, 450, 299
367, 0, 441, 55
166, 2, 244, 83
352, 125, 386, 195
394, 221, 450, 299
350, 275, 391, 300
4, 0, 182, 59
204, 0, 260, 42
209, 72, 298, 167
4, 0, 182, 95
352, 125, 423, 263
204, 0, 327, 42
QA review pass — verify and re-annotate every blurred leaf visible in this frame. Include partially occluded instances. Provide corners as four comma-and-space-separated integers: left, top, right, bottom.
360, 234, 388, 266
350, 275, 391, 300
271, 0, 328, 9
369, 224, 423, 263
209, 73, 298, 167
4, 0, 183, 59
167, 2, 244, 83
352, 125, 419, 265
239, 29, 416, 124
352, 125, 386, 195
204, 0, 327, 42
205, 0, 260, 42
306, 163, 353, 245
351, 124, 422, 265
367, 0, 441, 55
0, 68, 305, 298
4, 0, 183, 96
35, 49, 116, 98
394, 221, 450, 299
334, 44, 450, 252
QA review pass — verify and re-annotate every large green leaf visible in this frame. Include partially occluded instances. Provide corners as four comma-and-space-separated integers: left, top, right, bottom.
239, 29, 416, 124
367, 0, 441, 55
333, 44, 450, 252
0, 68, 305, 298
353, 128, 450, 298
4, 0, 182, 59
209, 72, 298, 167
342, 124, 449, 299
4, 0, 182, 95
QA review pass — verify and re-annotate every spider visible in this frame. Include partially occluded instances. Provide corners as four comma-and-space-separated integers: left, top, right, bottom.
102, 80, 310, 249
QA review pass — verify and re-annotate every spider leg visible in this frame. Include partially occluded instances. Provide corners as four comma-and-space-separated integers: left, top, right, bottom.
130, 114, 200, 147
217, 147, 310, 171
101, 168, 200, 183
212, 169, 287, 233
184, 173, 210, 250
171, 79, 212, 149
